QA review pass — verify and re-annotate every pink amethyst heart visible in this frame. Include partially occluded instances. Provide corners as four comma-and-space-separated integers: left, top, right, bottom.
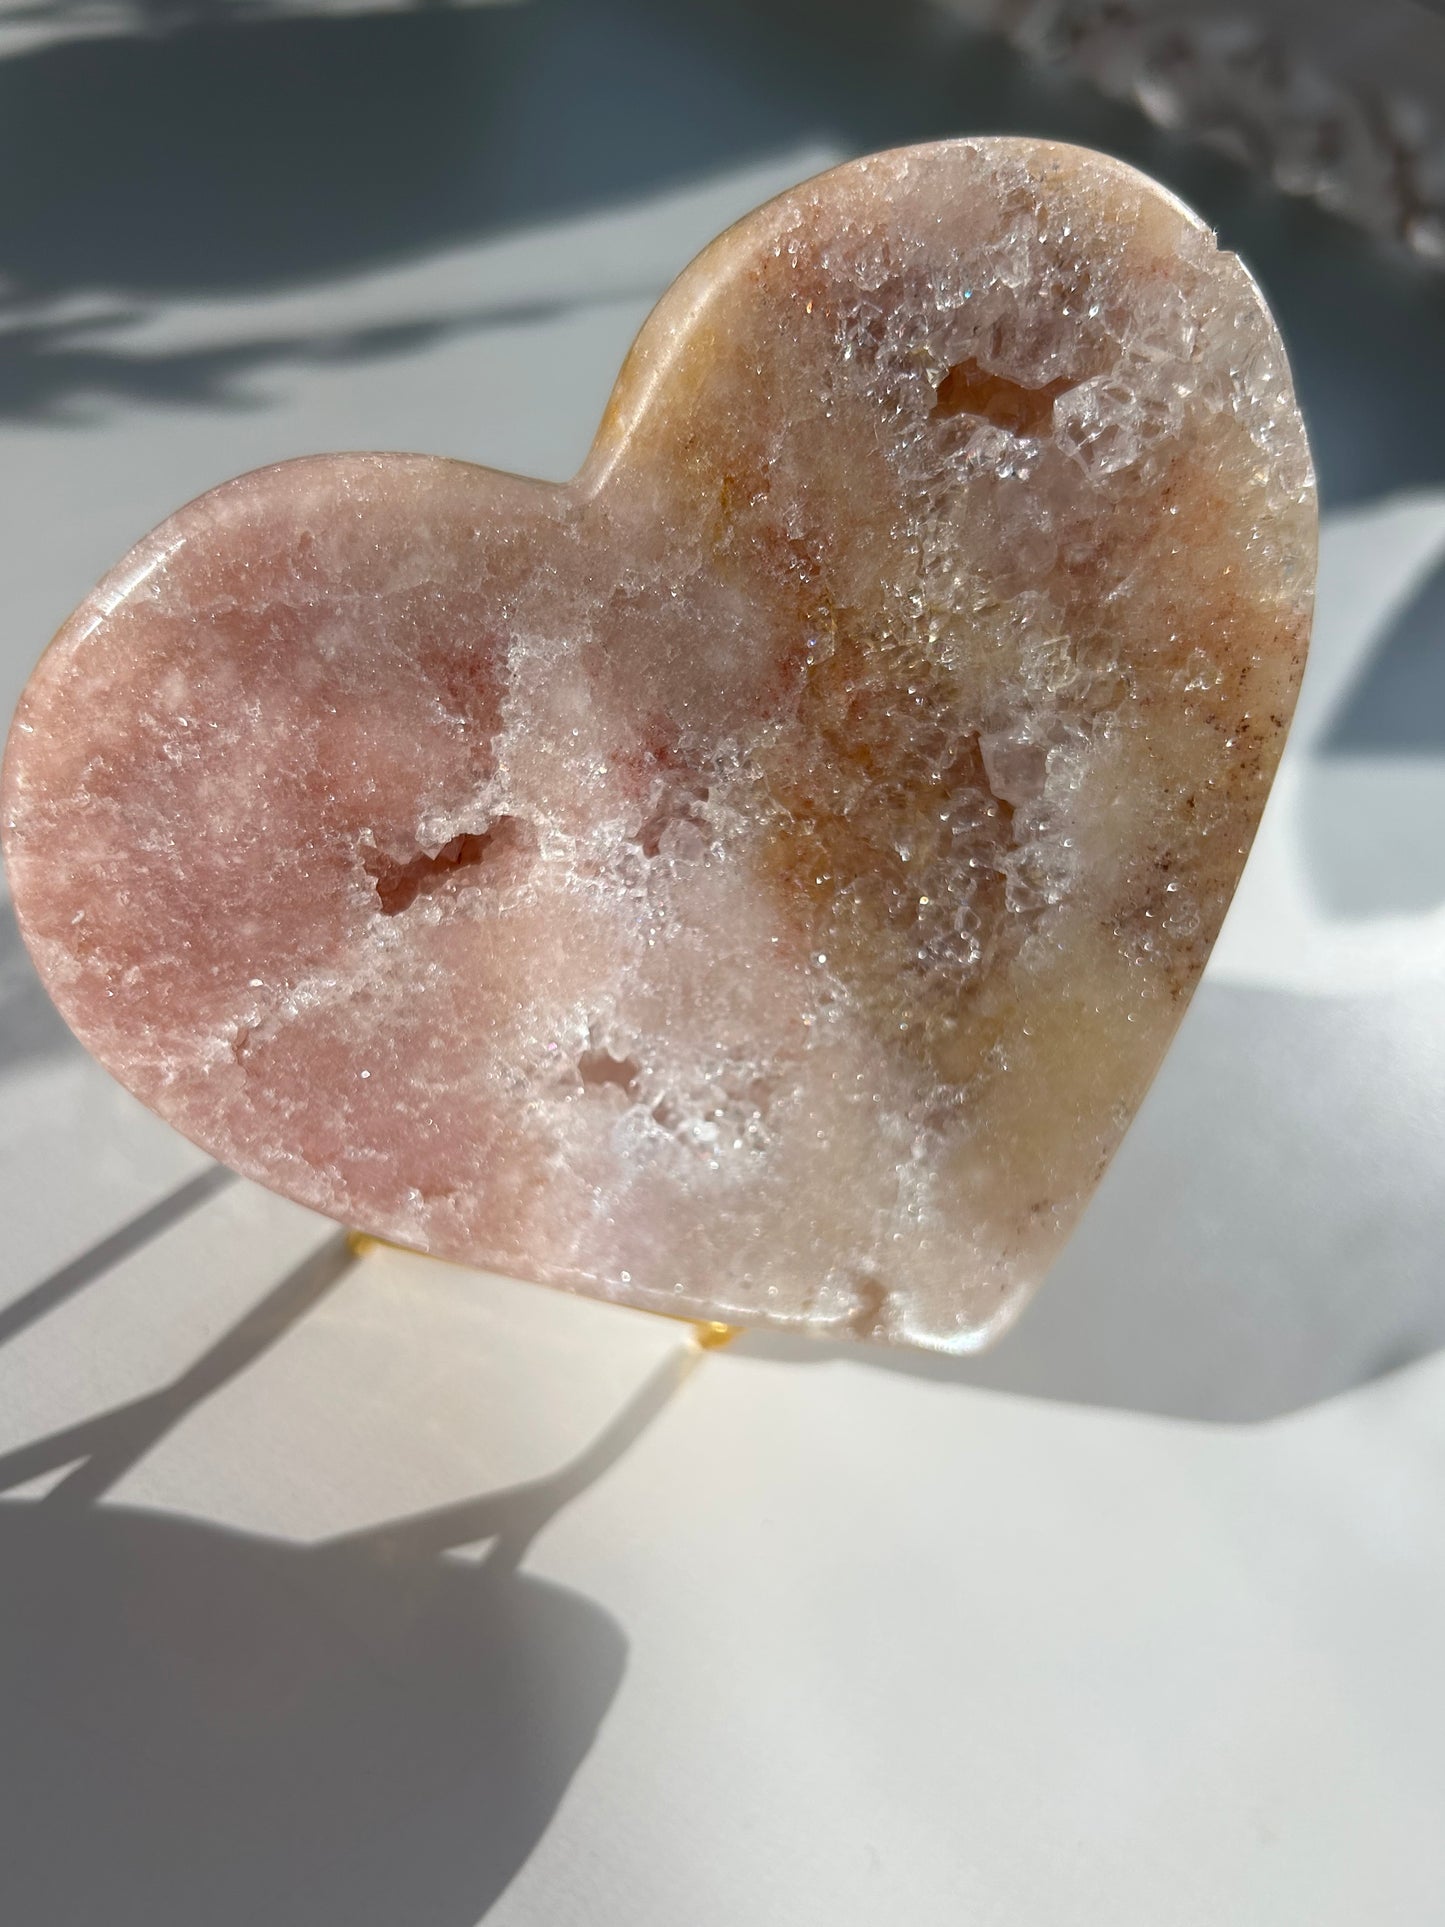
2, 140, 1315, 1351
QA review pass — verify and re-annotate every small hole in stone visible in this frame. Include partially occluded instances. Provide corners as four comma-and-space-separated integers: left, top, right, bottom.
364, 816, 527, 916
932, 357, 1074, 436
635, 783, 710, 859
846, 1272, 894, 1339
577, 1049, 642, 1097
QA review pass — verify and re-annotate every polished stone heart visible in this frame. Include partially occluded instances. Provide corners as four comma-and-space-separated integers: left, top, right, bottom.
2, 141, 1314, 1351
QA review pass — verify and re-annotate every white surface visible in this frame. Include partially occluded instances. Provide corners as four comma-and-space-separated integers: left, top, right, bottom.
2, 89, 1443, 1927
4, 1226, 1444, 1926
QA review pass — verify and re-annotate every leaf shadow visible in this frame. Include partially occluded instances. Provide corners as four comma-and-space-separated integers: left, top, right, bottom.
0, 0, 1443, 509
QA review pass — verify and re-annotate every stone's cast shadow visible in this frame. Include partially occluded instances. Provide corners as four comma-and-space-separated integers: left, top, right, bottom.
0, 1231, 698, 1927
742, 980, 1445, 1426
1304, 544, 1445, 918
0, 1501, 624, 1927
1322, 548, 1445, 759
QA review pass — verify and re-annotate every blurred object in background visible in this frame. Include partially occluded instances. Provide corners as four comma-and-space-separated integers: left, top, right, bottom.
941, 0, 1445, 262
9, 0, 1445, 272
0, 0, 509, 58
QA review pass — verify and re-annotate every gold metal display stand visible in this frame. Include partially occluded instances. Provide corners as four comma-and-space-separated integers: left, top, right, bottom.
345, 1230, 741, 1350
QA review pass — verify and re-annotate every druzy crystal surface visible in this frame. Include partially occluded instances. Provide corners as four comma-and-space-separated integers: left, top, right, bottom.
2, 141, 1315, 1351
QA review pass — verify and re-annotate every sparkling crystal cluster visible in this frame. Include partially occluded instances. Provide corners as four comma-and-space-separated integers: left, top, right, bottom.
2, 140, 1315, 1349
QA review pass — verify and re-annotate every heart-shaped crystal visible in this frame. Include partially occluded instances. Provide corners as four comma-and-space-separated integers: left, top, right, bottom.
2, 140, 1315, 1350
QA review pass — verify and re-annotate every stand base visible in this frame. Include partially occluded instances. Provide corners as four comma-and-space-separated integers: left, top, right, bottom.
345, 1230, 742, 1349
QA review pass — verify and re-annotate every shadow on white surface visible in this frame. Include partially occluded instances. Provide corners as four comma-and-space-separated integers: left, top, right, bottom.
0, 1232, 706, 1926
0, 1501, 626, 1927
1, 0, 1444, 510
1323, 548, 1445, 760
0, 292, 661, 420
744, 981, 1445, 1423
1305, 546, 1445, 918
0, 0, 807, 335
0, 1162, 235, 1349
